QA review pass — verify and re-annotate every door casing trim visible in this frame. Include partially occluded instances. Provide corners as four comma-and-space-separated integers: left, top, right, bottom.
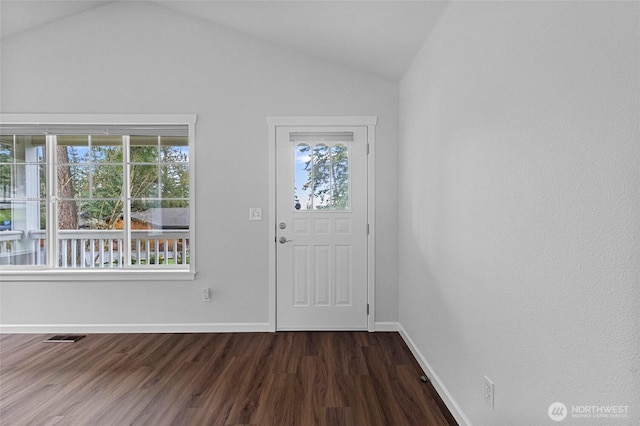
266, 116, 377, 331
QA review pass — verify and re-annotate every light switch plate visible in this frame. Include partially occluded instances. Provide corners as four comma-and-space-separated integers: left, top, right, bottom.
249, 208, 262, 221
201, 288, 211, 302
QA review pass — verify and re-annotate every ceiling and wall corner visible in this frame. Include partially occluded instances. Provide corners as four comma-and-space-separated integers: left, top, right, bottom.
0, 0, 114, 39
0, 0, 451, 83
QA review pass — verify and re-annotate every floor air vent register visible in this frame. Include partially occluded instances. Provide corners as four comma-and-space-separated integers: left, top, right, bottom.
44, 335, 86, 343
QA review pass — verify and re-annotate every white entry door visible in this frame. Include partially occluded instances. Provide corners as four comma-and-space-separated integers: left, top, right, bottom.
276, 126, 368, 330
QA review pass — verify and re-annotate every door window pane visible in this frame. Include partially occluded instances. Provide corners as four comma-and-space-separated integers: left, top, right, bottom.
312, 145, 331, 209
331, 144, 349, 210
294, 144, 311, 210
293, 142, 350, 211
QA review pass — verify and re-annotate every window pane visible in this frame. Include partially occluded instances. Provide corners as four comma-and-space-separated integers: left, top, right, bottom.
0, 165, 11, 200
0, 205, 10, 230
91, 136, 122, 163
0, 136, 13, 162
0, 200, 46, 266
130, 136, 158, 162
57, 135, 89, 163
161, 164, 189, 199
130, 164, 159, 198
92, 165, 123, 198
0, 134, 47, 267
160, 136, 188, 163
331, 144, 349, 210
79, 200, 124, 229
129, 201, 190, 266
130, 202, 190, 229
15, 136, 45, 163
58, 200, 126, 268
1, 136, 46, 163
1, 136, 47, 202
312, 144, 331, 210
58, 165, 88, 199
57, 200, 80, 230
130, 199, 150, 220
13, 164, 43, 200
39, 163, 46, 199
4, 201, 42, 227
0, 203, 13, 231
293, 142, 350, 211
294, 144, 311, 210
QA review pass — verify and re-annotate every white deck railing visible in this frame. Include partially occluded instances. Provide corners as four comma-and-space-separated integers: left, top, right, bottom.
0, 229, 189, 268
0, 230, 25, 259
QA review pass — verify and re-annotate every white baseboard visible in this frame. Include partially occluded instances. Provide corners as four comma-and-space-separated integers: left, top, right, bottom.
397, 323, 472, 426
373, 321, 400, 331
0, 323, 274, 334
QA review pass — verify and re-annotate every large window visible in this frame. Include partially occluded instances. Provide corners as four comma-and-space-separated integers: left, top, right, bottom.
0, 115, 195, 279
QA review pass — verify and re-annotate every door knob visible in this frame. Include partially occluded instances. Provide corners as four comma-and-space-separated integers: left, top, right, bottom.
279, 236, 293, 244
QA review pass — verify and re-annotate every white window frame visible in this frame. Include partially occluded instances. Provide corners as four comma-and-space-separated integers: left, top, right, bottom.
0, 114, 197, 281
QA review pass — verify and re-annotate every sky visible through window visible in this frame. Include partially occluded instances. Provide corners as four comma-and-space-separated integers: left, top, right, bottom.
294, 143, 349, 211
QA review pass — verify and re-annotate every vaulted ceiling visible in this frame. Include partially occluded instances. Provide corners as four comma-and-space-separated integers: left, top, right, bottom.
0, 0, 450, 82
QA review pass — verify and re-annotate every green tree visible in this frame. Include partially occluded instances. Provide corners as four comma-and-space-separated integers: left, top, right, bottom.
301, 144, 349, 210
58, 137, 189, 229
0, 138, 11, 203
57, 146, 78, 230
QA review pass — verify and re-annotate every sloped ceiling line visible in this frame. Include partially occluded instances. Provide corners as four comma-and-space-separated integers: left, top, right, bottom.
0, 0, 450, 82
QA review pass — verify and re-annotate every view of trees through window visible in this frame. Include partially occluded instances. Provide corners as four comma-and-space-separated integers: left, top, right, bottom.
294, 143, 349, 211
56, 135, 189, 231
0, 128, 191, 269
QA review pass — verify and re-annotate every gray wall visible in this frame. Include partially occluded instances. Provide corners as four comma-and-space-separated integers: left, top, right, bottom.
399, 1, 639, 424
0, 1, 399, 328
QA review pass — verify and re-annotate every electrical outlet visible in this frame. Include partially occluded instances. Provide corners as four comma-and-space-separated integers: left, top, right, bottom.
201, 288, 211, 302
249, 208, 262, 221
484, 375, 494, 409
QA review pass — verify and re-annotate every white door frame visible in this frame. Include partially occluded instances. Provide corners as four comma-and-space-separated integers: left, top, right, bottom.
267, 116, 377, 332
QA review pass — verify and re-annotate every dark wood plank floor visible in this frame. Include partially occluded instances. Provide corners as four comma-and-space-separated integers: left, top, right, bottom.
0, 332, 456, 425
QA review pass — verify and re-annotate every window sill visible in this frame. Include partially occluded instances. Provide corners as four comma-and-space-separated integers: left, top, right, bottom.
0, 269, 196, 282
